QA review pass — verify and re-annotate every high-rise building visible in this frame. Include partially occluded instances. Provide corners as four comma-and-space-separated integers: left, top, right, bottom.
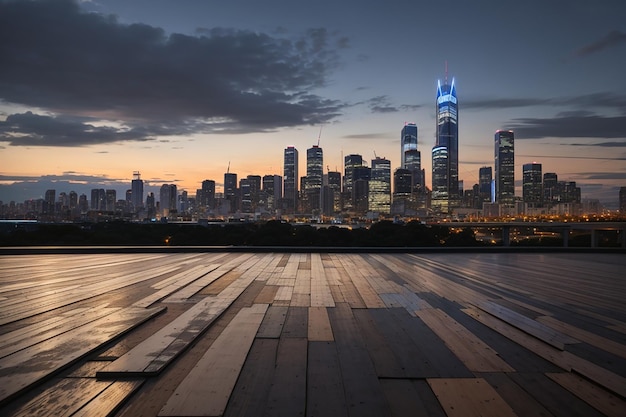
494, 130, 515, 207
323, 171, 341, 215
543, 173, 558, 203
105, 189, 116, 211
224, 172, 238, 213
369, 157, 391, 214
239, 178, 252, 213
343, 154, 363, 194
247, 175, 262, 212
159, 184, 177, 216
90, 189, 105, 211
131, 171, 144, 212
200, 179, 216, 210
522, 163, 543, 204
305, 145, 323, 212
44, 189, 56, 215
283, 146, 299, 213
262, 175, 282, 212
401, 123, 418, 170
431, 75, 459, 213
479, 166, 493, 203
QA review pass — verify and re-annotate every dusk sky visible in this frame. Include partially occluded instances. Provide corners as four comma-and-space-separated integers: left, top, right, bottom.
1, 0, 625, 207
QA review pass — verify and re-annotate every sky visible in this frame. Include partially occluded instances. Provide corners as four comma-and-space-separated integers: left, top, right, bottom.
1, 0, 625, 208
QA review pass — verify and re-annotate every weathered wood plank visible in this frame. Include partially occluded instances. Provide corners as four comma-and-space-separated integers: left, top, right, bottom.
223, 338, 278, 417
380, 379, 447, 417
158, 303, 268, 417
547, 372, 626, 417
327, 303, 391, 417
72, 380, 144, 417
307, 306, 333, 341
0, 306, 164, 404
479, 372, 554, 417
306, 341, 348, 417
256, 306, 288, 339
417, 308, 515, 372
282, 307, 308, 338
427, 378, 518, 417
264, 337, 308, 417
477, 300, 579, 350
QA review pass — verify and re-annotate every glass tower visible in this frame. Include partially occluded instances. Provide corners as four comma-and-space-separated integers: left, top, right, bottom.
283, 146, 299, 213
479, 166, 493, 203
494, 130, 515, 207
401, 123, 419, 170
431, 76, 459, 213
131, 171, 144, 212
522, 163, 543, 204
369, 157, 391, 214
305, 145, 323, 212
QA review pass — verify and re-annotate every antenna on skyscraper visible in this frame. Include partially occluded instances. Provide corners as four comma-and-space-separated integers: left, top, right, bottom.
317, 125, 323, 147
227, 161, 230, 174
445, 60, 448, 84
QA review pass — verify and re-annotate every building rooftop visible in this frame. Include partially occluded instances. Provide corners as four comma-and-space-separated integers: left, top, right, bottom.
0, 251, 624, 416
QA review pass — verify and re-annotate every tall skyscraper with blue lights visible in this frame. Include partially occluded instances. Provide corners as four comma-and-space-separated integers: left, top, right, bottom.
431, 75, 459, 213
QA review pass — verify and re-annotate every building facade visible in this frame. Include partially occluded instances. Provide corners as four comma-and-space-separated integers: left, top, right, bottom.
522, 162, 543, 205
283, 146, 299, 213
368, 157, 391, 214
431, 76, 459, 213
494, 130, 515, 207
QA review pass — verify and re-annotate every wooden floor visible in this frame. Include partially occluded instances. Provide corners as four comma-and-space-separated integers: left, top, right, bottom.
0, 252, 625, 416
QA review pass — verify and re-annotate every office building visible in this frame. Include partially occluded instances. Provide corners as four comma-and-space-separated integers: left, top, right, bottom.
431, 75, 459, 212
199, 179, 216, 210
224, 172, 238, 213
543, 173, 558, 203
523, 163, 543, 204
131, 171, 144, 212
105, 189, 116, 212
283, 146, 299, 213
494, 130, 515, 207
401, 123, 419, 170
159, 184, 177, 216
479, 166, 493, 203
343, 154, 363, 194
305, 145, 323, 212
369, 157, 391, 214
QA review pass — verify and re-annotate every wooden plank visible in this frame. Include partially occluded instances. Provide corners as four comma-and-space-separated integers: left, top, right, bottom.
547, 372, 626, 417
464, 306, 626, 398
281, 306, 308, 338
256, 305, 288, 339
479, 372, 554, 417
264, 337, 308, 417
537, 315, 626, 360
327, 303, 391, 417
223, 339, 278, 417
158, 303, 268, 417
67, 361, 111, 378
72, 380, 144, 417
306, 341, 348, 417
0, 306, 164, 404
253, 284, 279, 304
427, 378, 518, 417
380, 379, 447, 417
10, 377, 114, 416
336, 255, 386, 308
477, 300, 579, 350
308, 306, 334, 341
416, 308, 515, 372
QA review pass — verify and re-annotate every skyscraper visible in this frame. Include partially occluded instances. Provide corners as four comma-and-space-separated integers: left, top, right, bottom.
200, 179, 216, 210
543, 172, 558, 203
283, 146, 299, 213
522, 163, 543, 204
479, 166, 493, 203
131, 171, 144, 212
401, 123, 419, 170
159, 184, 177, 216
369, 157, 391, 213
224, 172, 238, 213
431, 75, 459, 213
494, 130, 515, 207
262, 174, 282, 212
343, 154, 363, 194
305, 145, 323, 212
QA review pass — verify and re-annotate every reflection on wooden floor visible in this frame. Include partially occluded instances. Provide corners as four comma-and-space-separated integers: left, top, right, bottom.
0, 252, 625, 416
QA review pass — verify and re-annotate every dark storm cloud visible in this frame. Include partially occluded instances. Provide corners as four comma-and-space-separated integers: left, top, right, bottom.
566, 141, 626, 147
0, 112, 153, 146
509, 114, 626, 139
464, 92, 626, 111
576, 30, 626, 56
0, 0, 345, 145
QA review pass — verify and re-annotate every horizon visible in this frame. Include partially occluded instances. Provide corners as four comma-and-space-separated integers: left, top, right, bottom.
1, 0, 625, 207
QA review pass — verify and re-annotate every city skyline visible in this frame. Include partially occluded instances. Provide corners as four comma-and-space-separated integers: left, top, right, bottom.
1, 0, 625, 207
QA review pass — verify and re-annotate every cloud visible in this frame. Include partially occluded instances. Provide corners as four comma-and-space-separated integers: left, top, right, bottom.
576, 30, 626, 56
0, 0, 345, 145
508, 114, 626, 139
566, 141, 626, 147
0, 111, 153, 146
342, 133, 389, 140
463, 92, 626, 112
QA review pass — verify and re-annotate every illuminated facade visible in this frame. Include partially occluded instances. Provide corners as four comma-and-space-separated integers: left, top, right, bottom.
368, 157, 391, 213
431, 77, 459, 213
522, 163, 543, 204
283, 146, 299, 213
131, 171, 144, 212
401, 123, 419, 170
305, 145, 323, 212
494, 130, 515, 207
